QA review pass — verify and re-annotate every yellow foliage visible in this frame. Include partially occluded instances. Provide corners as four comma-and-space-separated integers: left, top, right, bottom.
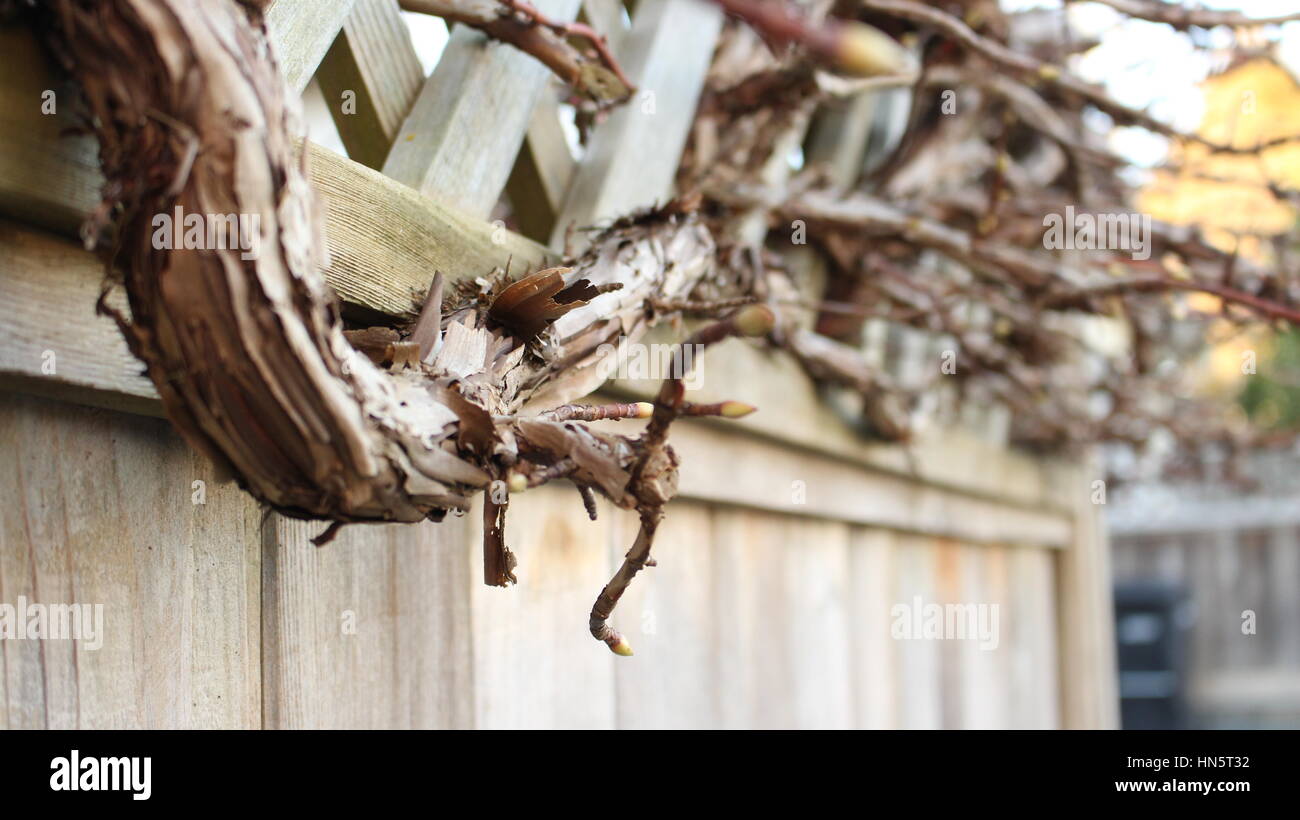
1203, 323, 1272, 395
1136, 58, 1300, 399
1136, 58, 1300, 258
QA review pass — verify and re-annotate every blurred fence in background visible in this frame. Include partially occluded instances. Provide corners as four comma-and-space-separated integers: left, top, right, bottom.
1110, 451, 1300, 728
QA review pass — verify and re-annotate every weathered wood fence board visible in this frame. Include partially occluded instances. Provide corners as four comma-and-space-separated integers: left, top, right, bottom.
0, 392, 261, 729
262, 516, 475, 729
0, 390, 1083, 727
1053, 456, 1119, 729
468, 489, 619, 729
1111, 484, 1300, 724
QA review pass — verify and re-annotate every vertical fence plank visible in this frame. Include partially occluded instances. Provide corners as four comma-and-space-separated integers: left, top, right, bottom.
1008, 546, 1061, 728
711, 509, 854, 728
261, 515, 474, 728
848, 528, 898, 728
1053, 458, 1120, 729
1269, 526, 1300, 669
610, 501, 718, 728
954, 543, 1009, 728
0, 392, 261, 728
892, 534, 943, 728
466, 488, 617, 729
778, 517, 855, 728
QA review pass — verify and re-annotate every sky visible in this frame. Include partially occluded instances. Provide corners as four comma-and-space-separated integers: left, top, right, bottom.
402, 11, 450, 75
1003, 0, 1300, 166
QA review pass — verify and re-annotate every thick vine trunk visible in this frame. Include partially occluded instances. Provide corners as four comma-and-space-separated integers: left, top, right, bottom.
38, 0, 714, 527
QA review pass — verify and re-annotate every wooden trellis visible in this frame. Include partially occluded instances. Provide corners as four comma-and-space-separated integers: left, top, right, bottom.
0, 0, 1116, 728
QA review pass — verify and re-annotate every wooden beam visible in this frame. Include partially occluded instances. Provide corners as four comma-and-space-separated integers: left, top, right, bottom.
382, 0, 583, 218
305, 141, 549, 318
315, 0, 425, 169
265, 0, 360, 94
667, 421, 1072, 546
0, 28, 551, 320
0, 219, 157, 415
0, 29, 102, 236
1052, 455, 1120, 729
548, 0, 722, 249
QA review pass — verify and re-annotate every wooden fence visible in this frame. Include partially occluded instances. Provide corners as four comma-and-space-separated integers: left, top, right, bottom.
0, 0, 1117, 728
1110, 458, 1300, 728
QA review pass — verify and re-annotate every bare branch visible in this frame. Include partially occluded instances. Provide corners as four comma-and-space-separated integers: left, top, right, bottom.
399, 0, 633, 105
1089, 0, 1300, 30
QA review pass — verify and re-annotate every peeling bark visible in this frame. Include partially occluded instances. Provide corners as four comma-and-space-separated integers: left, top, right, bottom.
36, 0, 713, 529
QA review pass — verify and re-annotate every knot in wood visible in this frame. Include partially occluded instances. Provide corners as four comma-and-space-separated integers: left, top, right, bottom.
632, 443, 679, 508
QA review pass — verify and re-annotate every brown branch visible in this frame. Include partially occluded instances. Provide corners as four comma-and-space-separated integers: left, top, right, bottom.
588, 508, 661, 655
650, 295, 760, 315
498, 0, 634, 94
540, 401, 652, 422
483, 493, 517, 586
588, 305, 774, 655
1040, 276, 1300, 326
399, 0, 633, 105
1089, 0, 1300, 30
706, 0, 918, 77
858, 0, 1300, 155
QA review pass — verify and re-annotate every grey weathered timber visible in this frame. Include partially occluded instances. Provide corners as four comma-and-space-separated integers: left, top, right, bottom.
266, 0, 361, 94
547, 0, 723, 249
316, 0, 425, 169
383, 0, 583, 217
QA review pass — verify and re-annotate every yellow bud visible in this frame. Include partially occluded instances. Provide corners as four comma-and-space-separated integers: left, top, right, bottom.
609, 636, 634, 656
507, 472, 527, 494
1038, 64, 1061, 82
720, 401, 757, 419
733, 304, 776, 337
835, 22, 918, 78
634, 402, 654, 418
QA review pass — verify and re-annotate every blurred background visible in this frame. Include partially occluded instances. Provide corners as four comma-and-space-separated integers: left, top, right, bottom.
1080, 2, 1300, 729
